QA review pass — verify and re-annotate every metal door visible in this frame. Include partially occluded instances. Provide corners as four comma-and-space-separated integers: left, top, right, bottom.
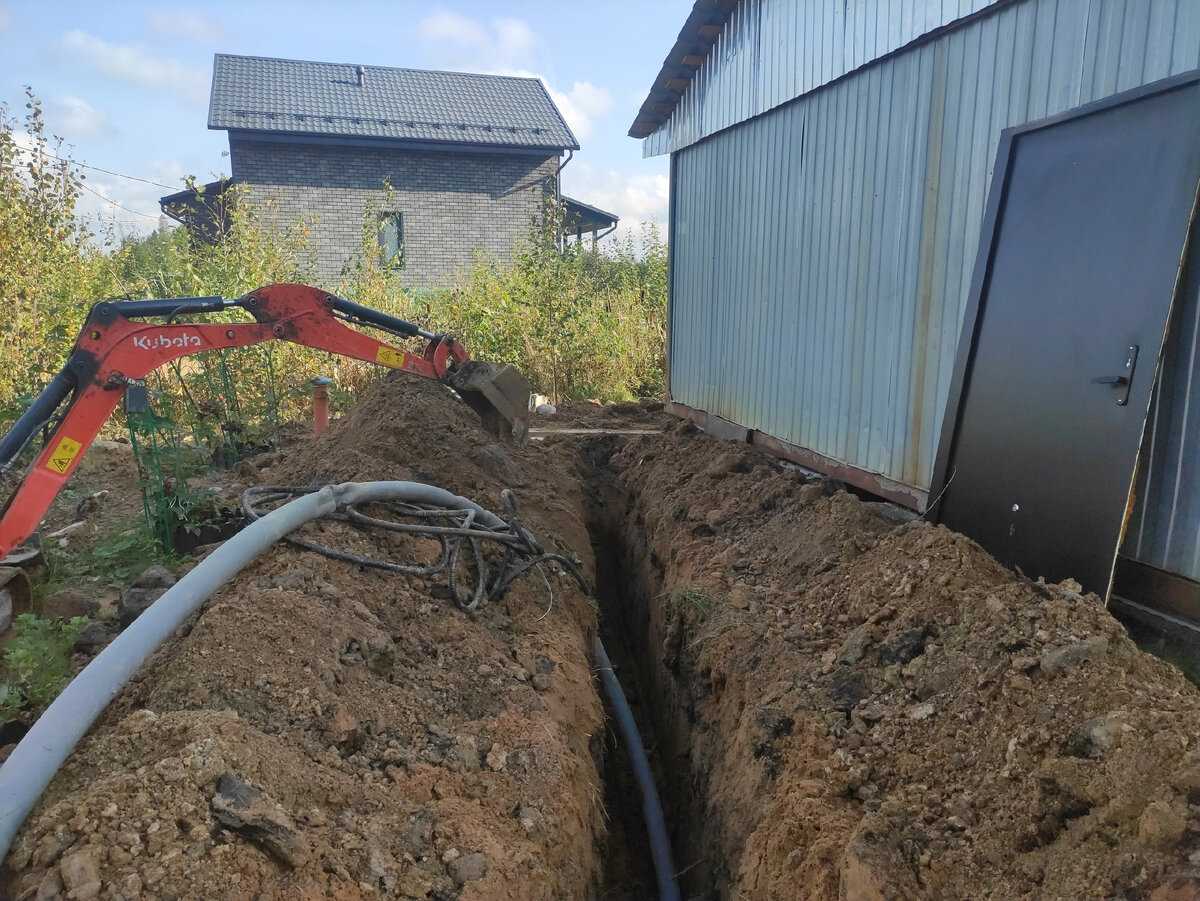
931, 72, 1200, 599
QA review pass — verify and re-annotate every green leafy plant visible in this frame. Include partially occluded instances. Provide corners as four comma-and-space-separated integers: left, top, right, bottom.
37, 521, 172, 598
0, 613, 88, 718
662, 583, 721, 620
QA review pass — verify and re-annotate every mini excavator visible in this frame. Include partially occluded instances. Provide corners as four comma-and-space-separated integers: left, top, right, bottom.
0, 283, 532, 631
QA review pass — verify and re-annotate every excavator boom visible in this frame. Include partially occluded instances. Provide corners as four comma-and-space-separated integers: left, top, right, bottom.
0, 284, 530, 573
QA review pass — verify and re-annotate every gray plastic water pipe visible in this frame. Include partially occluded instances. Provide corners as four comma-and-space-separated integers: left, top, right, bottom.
0, 481, 507, 859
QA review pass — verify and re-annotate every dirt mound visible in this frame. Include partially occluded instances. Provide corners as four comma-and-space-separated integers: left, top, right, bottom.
3, 375, 608, 900
8, 380, 1200, 900
599, 421, 1200, 899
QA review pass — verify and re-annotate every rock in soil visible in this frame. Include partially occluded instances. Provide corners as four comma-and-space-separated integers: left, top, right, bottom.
131, 565, 176, 591
210, 773, 311, 867
39, 589, 98, 620
72, 620, 111, 652
117, 586, 167, 629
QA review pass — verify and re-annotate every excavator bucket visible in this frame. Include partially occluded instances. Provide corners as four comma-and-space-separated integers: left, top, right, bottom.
447, 361, 531, 444
0, 566, 31, 635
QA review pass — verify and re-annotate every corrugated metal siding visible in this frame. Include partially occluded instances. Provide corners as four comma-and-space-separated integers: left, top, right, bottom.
668, 0, 1200, 492
1127, 270, 1200, 582
661, 0, 1001, 154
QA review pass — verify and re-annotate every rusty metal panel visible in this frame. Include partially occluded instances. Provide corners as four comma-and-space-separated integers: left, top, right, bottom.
666, 0, 1200, 494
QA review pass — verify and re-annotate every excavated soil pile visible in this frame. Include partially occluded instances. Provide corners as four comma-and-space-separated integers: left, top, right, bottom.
587, 423, 1200, 900
3, 376, 610, 901
8, 378, 1200, 901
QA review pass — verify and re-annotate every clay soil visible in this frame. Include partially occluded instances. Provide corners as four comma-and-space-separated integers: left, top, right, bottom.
5, 375, 1200, 900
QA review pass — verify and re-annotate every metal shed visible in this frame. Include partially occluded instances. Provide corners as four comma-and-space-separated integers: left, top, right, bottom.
635, 0, 1200, 616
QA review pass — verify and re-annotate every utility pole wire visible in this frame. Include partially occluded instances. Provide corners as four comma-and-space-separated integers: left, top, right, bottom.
9, 143, 179, 190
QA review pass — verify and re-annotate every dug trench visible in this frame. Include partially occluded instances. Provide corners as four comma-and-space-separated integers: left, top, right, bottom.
7, 374, 1200, 899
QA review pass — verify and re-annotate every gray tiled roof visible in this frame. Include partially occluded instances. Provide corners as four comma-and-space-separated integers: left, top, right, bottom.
208, 54, 578, 151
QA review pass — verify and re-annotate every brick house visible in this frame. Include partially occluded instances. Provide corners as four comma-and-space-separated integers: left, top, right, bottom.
162, 54, 593, 286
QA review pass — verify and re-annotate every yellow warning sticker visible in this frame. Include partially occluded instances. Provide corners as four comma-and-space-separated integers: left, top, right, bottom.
376, 346, 406, 368
46, 436, 82, 474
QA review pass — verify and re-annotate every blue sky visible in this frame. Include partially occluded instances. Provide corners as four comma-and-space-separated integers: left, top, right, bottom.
0, 1, 692, 242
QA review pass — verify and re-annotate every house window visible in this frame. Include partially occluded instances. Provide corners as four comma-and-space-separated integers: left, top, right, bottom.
378, 212, 403, 266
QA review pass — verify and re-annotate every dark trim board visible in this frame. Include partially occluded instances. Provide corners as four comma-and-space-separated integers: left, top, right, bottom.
1114, 557, 1200, 626
665, 400, 929, 510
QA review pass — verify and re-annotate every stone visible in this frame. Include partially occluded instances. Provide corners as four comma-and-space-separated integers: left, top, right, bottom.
531, 673, 551, 692
535, 403, 557, 415
118, 587, 169, 629
325, 705, 359, 745
1065, 714, 1126, 758
836, 624, 874, 666
32, 835, 63, 869
831, 670, 869, 710
485, 744, 507, 772
878, 627, 928, 666
705, 453, 749, 477
211, 773, 311, 867
132, 565, 176, 590
449, 852, 487, 885
1138, 801, 1188, 849
36, 870, 63, 901
40, 589, 98, 620
73, 621, 111, 652
1039, 637, 1108, 677
59, 849, 101, 899
909, 703, 935, 721
797, 483, 825, 506
273, 568, 308, 591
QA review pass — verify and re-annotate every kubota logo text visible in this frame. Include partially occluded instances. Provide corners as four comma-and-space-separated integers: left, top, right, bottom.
133, 333, 203, 351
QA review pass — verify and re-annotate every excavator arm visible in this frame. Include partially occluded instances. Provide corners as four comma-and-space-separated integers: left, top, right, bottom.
0, 283, 530, 566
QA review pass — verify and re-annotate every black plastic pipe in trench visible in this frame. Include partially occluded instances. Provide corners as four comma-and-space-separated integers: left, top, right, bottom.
593, 636, 682, 901
0, 481, 682, 900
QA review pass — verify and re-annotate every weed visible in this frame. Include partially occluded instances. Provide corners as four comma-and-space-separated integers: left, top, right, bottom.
0, 613, 87, 718
37, 520, 174, 602
662, 583, 721, 620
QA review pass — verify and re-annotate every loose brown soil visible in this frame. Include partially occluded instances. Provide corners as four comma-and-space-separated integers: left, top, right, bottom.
5, 375, 1200, 900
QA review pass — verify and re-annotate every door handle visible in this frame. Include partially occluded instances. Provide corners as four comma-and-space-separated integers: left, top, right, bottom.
1092, 345, 1137, 406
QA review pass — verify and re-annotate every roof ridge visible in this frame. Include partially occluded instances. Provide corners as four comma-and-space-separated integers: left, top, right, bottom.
212, 52, 542, 84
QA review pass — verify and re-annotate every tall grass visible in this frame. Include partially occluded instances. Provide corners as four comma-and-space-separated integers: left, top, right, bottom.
0, 91, 668, 436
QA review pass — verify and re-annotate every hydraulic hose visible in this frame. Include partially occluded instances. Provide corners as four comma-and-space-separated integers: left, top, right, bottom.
0, 481, 505, 860
593, 636, 681, 901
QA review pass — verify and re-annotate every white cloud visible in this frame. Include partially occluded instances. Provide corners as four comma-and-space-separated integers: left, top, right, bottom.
417, 9, 537, 73
490, 17, 537, 63
565, 162, 670, 244
45, 96, 114, 139
415, 10, 613, 140
59, 30, 209, 107
547, 81, 612, 141
418, 9, 490, 51
147, 10, 224, 43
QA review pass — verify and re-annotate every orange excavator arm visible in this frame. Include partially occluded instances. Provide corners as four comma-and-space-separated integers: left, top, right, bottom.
0, 283, 529, 563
